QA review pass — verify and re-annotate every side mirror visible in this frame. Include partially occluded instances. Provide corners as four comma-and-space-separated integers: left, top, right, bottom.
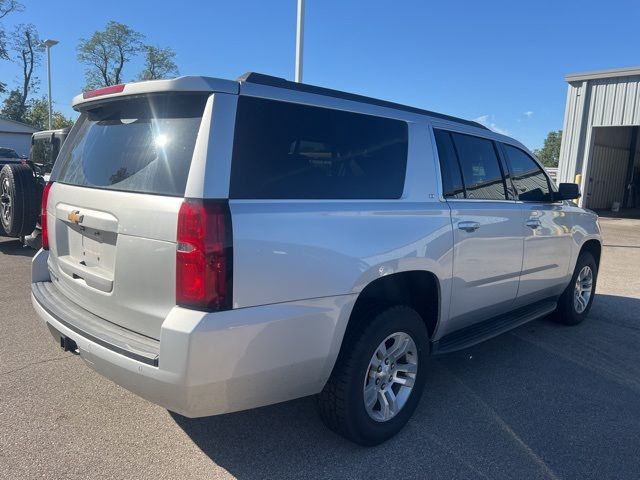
555, 183, 581, 201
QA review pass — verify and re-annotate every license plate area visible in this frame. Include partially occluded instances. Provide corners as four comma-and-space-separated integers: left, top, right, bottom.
79, 225, 116, 268
53, 203, 118, 292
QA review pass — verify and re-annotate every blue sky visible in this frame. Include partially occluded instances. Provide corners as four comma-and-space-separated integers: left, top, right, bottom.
1, 0, 639, 149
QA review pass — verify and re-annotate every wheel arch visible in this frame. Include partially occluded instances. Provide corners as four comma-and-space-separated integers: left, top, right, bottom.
343, 270, 440, 346
580, 238, 602, 267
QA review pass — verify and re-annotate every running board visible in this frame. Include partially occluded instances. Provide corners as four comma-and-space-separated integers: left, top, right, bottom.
432, 299, 557, 355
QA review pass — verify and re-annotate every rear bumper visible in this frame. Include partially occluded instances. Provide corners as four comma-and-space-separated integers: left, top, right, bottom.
32, 281, 160, 366
33, 293, 195, 414
31, 251, 355, 417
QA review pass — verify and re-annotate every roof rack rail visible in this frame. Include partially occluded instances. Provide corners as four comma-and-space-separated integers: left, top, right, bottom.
236, 72, 489, 131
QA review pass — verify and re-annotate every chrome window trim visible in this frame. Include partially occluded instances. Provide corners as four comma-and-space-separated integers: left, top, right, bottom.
426, 123, 447, 203
445, 198, 519, 204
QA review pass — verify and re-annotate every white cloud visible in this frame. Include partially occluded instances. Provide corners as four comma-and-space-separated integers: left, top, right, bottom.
490, 125, 511, 135
473, 114, 510, 136
523, 111, 534, 119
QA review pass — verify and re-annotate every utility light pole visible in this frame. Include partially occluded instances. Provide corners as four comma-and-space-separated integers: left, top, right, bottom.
295, 0, 305, 82
43, 39, 59, 130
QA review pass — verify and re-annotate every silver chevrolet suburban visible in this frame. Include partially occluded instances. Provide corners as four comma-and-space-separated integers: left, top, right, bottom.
31, 73, 602, 445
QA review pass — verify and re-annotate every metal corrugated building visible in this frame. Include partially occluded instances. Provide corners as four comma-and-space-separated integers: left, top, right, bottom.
558, 66, 640, 211
0, 117, 38, 157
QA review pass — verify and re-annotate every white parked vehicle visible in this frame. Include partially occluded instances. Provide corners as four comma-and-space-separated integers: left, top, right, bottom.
31, 74, 602, 445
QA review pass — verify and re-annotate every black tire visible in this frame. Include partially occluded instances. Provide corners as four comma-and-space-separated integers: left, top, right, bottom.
0, 164, 39, 238
317, 305, 429, 446
552, 251, 598, 325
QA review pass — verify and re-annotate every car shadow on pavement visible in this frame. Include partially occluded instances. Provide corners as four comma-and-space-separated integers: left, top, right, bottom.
0, 238, 35, 257
171, 293, 640, 480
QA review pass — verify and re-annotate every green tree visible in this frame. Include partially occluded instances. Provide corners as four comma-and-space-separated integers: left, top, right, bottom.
25, 97, 74, 130
0, 29, 6, 94
534, 130, 562, 167
139, 45, 179, 80
0, 0, 23, 59
0, 0, 22, 20
77, 21, 144, 89
8, 23, 43, 120
0, 29, 6, 63
0, 0, 24, 93
0, 88, 25, 121
2, 94, 74, 129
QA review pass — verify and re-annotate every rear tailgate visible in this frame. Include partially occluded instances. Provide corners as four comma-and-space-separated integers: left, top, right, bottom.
46, 92, 210, 339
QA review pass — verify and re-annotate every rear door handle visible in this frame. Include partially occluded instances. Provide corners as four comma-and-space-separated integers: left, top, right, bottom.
526, 219, 541, 229
457, 221, 480, 232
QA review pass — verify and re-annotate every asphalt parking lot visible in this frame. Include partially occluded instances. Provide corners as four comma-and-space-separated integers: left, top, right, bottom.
1, 218, 639, 480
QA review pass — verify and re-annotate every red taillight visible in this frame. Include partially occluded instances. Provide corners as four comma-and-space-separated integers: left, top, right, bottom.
41, 182, 53, 250
176, 199, 232, 311
82, 84, 125, 99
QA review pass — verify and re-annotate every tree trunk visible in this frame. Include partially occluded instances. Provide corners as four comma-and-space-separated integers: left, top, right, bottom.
114, 46, 125, 85
18, 30, 35, 118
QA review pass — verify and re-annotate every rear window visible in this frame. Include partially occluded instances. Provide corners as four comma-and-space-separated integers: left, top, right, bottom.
31, 137, 61, 173
56, 93, 208, 196
450, 132, 507, 201
230, 97, 408, 199
434, 129, 465, 198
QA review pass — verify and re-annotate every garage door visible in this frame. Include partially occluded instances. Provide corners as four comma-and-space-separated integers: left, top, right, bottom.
586, 127, 633, 209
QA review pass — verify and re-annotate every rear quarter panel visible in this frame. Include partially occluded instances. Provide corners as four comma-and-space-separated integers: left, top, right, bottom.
230, 200, 453, 309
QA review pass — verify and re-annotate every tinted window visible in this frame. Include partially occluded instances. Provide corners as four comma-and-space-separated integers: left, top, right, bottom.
31, 139, 49, 165
434, 129, 464, 198
504, 144, 552, 202
56, 93, 208, 196
230, 97, 408, 199
31, 137, 61, 173
451, 133, 506, 200
0, 148, 19, 158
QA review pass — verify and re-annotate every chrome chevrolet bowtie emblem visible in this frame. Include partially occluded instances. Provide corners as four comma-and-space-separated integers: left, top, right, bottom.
67, 210, 83, 224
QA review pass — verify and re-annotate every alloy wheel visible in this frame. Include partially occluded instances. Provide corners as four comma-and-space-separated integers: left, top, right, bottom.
363, 331, 418, 422
0, 176, 12, 227
573, 265, 593, 314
